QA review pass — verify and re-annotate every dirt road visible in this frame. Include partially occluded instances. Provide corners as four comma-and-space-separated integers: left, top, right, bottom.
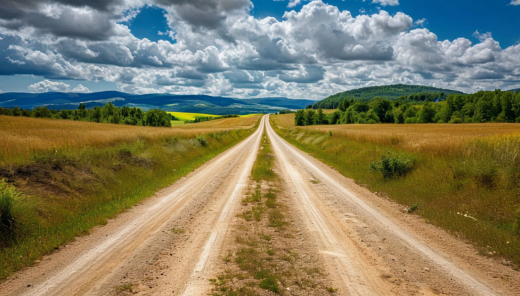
1, 115, 519, 295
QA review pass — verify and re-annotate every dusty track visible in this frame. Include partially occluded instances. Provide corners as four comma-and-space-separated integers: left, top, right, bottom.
2, 115, 519, 295
0, 117, 265, 296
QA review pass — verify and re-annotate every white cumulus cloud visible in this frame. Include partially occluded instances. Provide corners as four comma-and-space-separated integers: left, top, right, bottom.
372, 0, 399, 6
28, 80, 70, 93
511, 0, 520, 5
72, 84, 90, 93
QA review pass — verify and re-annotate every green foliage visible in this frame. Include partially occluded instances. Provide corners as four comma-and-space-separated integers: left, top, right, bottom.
295, 89, 520, 126
0, 103, 173, 127
144, 109, 172, 127
370, 153, 415, 179
0, 179, 18, 241
259, 276, 279, 293
197, 136, 208, 147
313, 84, 462, 109
407, 203, 420, 213
185, 114, 239, 124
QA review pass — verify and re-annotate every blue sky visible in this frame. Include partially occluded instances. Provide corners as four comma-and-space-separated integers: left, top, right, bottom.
0, 0, 519, 99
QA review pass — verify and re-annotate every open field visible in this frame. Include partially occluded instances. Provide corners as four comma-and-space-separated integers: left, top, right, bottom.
167, 111, 261, 122
167, 111, 218, 121
275, 113, 520, 155
271, 113, 520, 266
0, 115, 260, 165
0, 115, 260, 279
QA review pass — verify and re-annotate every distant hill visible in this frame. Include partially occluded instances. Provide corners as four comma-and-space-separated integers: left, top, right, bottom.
0, 92, 316, 115
313, 84, 464, 109
510, 88, 520, 93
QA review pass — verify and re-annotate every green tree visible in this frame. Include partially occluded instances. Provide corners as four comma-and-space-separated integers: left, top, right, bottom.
418, 102, 436, 123
294, 110, 305, 126
316, 109, 326, 125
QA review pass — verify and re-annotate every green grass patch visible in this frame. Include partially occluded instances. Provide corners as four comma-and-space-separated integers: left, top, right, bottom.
250, 135, 276, 182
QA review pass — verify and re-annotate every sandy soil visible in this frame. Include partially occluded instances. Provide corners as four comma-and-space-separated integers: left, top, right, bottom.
1, 115, 519, 296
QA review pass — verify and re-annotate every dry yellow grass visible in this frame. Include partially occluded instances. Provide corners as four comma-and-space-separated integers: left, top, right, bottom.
0, 115, 261, 164
274, 113, 520, 155
271, 114, 520, 265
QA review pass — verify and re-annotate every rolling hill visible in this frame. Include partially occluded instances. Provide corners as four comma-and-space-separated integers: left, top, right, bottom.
313, 84, 464, 109
0, 92, 316, 115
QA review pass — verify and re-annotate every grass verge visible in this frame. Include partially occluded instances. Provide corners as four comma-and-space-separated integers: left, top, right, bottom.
270, 114, 520, 267
210, 132, 332, 295
0, 121, 259, 280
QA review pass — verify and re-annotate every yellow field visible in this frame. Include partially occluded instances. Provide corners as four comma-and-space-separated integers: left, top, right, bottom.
168, 111, 262, 122
167, 112, 219, 121
274, 113, 520, 155
0, 115, 261, 164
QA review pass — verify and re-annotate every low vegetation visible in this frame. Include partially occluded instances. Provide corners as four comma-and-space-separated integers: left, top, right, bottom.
271, 113, 520, 266
0, 115, 260, 280
211, 132, 331, 295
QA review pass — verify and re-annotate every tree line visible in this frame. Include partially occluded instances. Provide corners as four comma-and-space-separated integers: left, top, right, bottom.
313, 84, 462, 109
295, 90, 520, 126
0, 103, 173, 127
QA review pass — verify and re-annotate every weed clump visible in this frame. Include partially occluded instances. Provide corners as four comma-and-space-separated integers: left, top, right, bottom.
370, 153, 415, 179
0, 179, 18, 242
197, 136, 208, 147
259, 276, 279, 293
407, 203, 420, 213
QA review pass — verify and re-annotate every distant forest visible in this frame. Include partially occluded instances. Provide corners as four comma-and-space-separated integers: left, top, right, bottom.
313, 84, 463, 109
0, 103, 173, 127
296, 90, 520, 126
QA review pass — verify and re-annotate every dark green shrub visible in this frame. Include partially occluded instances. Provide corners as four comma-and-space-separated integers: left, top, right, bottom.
0, 180, 18, 241
197, 136, 208, 147
370, 153, 415, 179
449, 118, 464, 124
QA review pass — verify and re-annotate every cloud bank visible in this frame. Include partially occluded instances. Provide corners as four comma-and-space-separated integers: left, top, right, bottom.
0, 0, 519, 99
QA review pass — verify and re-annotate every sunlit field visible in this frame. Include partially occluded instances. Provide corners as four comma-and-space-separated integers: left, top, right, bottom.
167, 111, 219, 121
0, 114, 260, 279
274, 113, 520, 155
167, 111, 261, 122
271, 113, 520, 265
0, 115, 260, 164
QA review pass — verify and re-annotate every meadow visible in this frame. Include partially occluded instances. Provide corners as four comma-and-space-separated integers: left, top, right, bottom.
271, 113, 520, 266
0, 115, 259, 165
167, 111, 260, 124
0, 115, 260, 279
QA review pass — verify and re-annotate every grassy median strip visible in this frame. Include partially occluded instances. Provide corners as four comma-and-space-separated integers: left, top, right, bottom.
0, 118, 259, 280
210, 132, 333, 295
270, 114, 520, 267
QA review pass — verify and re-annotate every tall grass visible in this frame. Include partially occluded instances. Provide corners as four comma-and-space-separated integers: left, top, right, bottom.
0, 115, 260, 165
271, 114, 520, 266
0, 116, 260, 280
